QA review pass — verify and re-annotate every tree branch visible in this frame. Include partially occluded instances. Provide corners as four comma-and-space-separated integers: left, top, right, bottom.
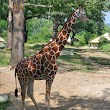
24, 3, 52, 8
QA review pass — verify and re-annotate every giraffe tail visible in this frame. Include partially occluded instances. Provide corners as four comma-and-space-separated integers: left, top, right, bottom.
15, 68, 18, 97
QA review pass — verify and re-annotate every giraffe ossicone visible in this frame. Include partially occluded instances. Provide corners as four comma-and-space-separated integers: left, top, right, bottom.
15, 6, 88, 110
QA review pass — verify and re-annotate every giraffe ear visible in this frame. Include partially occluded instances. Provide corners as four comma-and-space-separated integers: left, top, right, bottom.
79, 5, 84, 11
79, 5, 83, 8
79, 5, 84, 9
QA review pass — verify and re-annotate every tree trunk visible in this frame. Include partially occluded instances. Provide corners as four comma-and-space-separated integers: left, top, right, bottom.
7, 0, 13, 49
52, 17, 59, 39
24, 17, 28, 43
10, 0, 24, 66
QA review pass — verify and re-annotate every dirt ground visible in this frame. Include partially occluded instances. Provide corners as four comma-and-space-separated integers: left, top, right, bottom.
1, 51, 110, 110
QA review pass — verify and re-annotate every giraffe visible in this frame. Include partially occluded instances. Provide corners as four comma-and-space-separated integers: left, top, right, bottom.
15, 6, 88, 110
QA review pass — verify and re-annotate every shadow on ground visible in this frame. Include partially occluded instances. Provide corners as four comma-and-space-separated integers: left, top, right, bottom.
8, 88, 110, 110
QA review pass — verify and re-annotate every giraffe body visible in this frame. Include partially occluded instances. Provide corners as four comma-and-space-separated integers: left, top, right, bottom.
15, 6, 88, 110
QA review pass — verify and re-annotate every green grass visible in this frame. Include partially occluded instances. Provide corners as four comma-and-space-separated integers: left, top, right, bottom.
89, 56, 110, 65
0, 43, 108, 72
105, 52, 110, 56
0, 43, 43, 66
0, 101, 11, 110
58, 54, 95, 72
99, 43, 110, 50
80, 66, 95, 72
66, 66, 95, 72
0, 43, 95, 73
25, 43, 43, 57
0, 49, 10, 67
58, 54, 82, 65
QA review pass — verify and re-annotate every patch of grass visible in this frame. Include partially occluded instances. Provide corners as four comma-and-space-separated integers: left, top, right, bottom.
0, 101, 11, 110
81, 67, 95, 72
24, 43, 43, 57
89, 56, 110, 65
58, 54, 95, 72
66, 65, 95, 72
0, 49, 10, 67
58, 54, 82, 65
58, 54, 92, 66
25, 43, 43, 51
67, 67, 82, 71
99, 43, 110, 50
104, 52, 110, 56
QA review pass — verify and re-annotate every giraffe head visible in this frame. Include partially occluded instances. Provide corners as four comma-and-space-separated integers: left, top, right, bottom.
74, 6, 89, 21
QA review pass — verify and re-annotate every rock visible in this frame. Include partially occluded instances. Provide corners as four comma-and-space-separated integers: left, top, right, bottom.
0, 94, 9, 102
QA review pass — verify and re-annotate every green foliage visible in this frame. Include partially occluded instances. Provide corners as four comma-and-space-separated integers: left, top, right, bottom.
0, 0, 109, 46
0, 49, 10, 67
99, 43, 110, 50
82, 32, 92, 44
74, 35, 86, 47
58, 54, 81, 64
74, 32, 97, 46
0, 20, 7, 39
99, 37, 109, 46
26, 18, 52, 43
25, 0, 109, 38
27, 27, 51, 43
0, 0, 8, 20
104, 25, 110, 33
0, 101, 11, 110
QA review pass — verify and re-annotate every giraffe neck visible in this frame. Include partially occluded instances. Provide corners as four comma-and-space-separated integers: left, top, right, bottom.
38, 12, 78, 59
55, 13, 77, 51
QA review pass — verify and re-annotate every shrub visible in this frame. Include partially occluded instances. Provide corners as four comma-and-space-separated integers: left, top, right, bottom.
99, 37, 109, 46
99, 43, 110, 50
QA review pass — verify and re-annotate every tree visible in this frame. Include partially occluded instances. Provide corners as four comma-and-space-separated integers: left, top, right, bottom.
50, 0, 75, 38
7, 0, 13, 49
10, 0, 25, 66
99, 36, 109, 46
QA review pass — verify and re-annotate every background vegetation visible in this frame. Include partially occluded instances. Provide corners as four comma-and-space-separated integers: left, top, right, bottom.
0, 18, 110, 45
0, 0, 110, 66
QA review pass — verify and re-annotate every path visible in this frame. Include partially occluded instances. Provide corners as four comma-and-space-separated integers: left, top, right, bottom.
79, 51, 110, 59
1, 50, 110, 110
1, 65, 110, 110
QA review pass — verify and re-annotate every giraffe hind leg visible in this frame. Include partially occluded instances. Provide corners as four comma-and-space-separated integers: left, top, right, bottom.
46, 80, 51, 110
20, 81, 27, 110
27, 79, 40, 110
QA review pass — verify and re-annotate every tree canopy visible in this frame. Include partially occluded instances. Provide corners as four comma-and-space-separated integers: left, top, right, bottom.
0, 0, 110, 39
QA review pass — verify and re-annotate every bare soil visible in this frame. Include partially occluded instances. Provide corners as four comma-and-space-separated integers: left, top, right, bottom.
1, 51, 110, 110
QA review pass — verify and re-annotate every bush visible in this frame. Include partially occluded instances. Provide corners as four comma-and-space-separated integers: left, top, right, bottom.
0, 101, 11, 110
75, 32, 97, 46
99, 43, 110, 50
0, 20, 7, 39
89, 56, 110, 65
99, 37, 109, 46
27, 27, 52, 44
26, 18, 52, 43
0, 49, 10, 66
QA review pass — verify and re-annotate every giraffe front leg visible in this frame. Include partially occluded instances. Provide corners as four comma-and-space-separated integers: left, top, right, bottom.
46, 72, 56, 110
27, 79, 40, 110
45, 85, 50, 110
